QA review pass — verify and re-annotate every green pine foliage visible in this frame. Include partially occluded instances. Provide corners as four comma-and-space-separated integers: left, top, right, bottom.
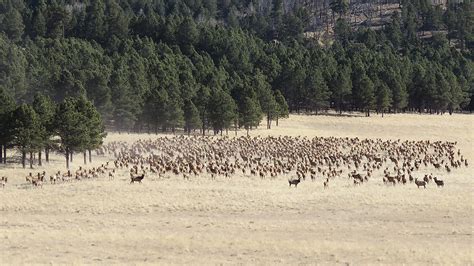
0, 87, 16, 164
11, 104, 41, 168
0, 0, 469, 153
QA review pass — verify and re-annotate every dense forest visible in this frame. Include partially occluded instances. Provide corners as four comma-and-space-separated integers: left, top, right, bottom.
0, 0, 473, 140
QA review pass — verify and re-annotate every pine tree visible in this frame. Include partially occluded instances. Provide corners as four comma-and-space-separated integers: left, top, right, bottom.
195, 86, 210, 135
208, 89, 237, 135
105, 0, 129, 40
46, 4, 68, 38
330, 0, 349, 18
54, 69, 86, 102
110, 64, 139, 131
255, 72, 277, 129
184, 99, 202, 135
178, 16, 198, 48
334, 18, 352, 45
331, 65, 352, 114
142, 88, 169, 133
32, 93, 55, 165
0, 87, 16, 164
31, 0, 47, 38
85, 0, 106, 42
1, 5, 24, 42
375, 81, 392, 117
385, 12, 403, 49
166, 98, 184, 133
0, 35, 28, 100
54, 97, 89, 169
11, 104, 41, 168
75, 96, 106, 163
227, 6, 239, 28
307, 68, 331, 114
240, 97, 261, 136
357, 75, 375, 116
274, 89, 289, 126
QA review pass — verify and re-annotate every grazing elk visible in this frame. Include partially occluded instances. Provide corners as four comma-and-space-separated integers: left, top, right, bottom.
130, 174, 145, 184
0, 177, 7, 188
433, 177, 444, 187
415, 178, 426, 189
288, 177, 301, 188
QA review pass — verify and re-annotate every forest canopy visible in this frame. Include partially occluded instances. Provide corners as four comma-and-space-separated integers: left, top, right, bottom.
0, 0, 472, 134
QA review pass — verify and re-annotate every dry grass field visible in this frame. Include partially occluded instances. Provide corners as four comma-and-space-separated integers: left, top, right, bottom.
1, 113, 473, 265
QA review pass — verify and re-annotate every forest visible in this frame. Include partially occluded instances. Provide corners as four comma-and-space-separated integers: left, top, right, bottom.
0, 0, 473, 167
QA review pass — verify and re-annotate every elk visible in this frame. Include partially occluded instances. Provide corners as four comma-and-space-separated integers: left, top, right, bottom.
0, 177, 7, 188
288, 177, 301, 188
130, 174, 145, 184
415, 178, 426, 189
433, 177, 444, 187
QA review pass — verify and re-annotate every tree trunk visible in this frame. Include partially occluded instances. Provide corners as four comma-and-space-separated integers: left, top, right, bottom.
83, 151, 87, 165
66, 148, 70, 169
3, 146, 6, 164
22, 151, 26, 169
38, 150, 42, 166
276, 116, 279, 126
29, 152, 33, 169
89, 149, 92, 163
45, 147, 49, 162
70, 152, 73, 162
0, 145, 2, 164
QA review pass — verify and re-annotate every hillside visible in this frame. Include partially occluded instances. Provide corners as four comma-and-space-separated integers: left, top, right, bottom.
0, 0, 472, 134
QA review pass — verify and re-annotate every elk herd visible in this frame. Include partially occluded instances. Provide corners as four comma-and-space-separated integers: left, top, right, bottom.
0, 135, 469, 190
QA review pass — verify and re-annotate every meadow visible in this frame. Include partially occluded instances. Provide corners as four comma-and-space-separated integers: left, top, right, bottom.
0, 113, 472, 264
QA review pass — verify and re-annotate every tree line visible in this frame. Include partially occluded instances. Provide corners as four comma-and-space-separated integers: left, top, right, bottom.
0, 88, 105, 169
0, 0, 472, 135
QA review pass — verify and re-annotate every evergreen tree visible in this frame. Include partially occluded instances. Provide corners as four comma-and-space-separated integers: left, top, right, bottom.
11, 104, 41, 168
208, 89, 237, 135
166, 98, 184, 133
110, 64, 139, 131
307, 68, 331, 114
0, 35, 27, 100
75, 96, 106, 163
85, 0, 106, 42
375, 81, 392, 117
330, 65, 352, 114
31, 0, 47, 38
334, 18, 352, 45
54, 97, 89, 169
330, 0, 349, 18
178, 16, 198, 48
385, 12, 403, 50
274, 89, 289, 126
32, 93, 55, 165
195, 85, 210, 135
0, 87, 16, 164
240, 96, 261, 136
1, 5, 24, 42
184, 99, 202, 135
254, 72, 277, 129
105, 0, 129, 40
